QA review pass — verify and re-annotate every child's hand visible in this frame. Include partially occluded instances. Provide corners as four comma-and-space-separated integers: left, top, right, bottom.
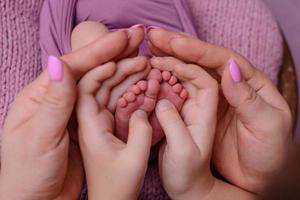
150, 57, 218, 199
151, 57, 257, 200
76, 57, 152, 200
148, 28, 292, 193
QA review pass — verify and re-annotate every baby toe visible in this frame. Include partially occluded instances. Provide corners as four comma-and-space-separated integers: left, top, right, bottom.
137, 80, 147, 91
162, 71, 171, 81
147, 69, 162, 82
168, 75, 178, 85
123, 92, 136, 102
172, 83, 183, 94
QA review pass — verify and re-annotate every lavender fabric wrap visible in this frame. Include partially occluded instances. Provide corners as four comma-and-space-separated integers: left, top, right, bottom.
39, 0, 198, 67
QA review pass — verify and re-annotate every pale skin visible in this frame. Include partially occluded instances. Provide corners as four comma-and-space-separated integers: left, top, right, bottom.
0, 24, 292, 200
73, 22, 258, 199
76, 62, 154, 200
0, 26, 145, 200
147, 27, 293, 194
72, 21, 189, 146
150, 57, 256, 200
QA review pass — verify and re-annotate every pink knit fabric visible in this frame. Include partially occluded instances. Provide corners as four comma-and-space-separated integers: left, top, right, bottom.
0, 0, 44, 135
0, 0, 283, 199
188, 0, 283, 83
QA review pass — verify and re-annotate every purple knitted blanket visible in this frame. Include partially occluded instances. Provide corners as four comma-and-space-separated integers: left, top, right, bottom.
0, 0, 283, 199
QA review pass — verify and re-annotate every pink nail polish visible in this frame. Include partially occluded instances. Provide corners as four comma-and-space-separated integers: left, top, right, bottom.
48, 56, 63, 81
130, 24, 144, 29
229, 59, 242, 83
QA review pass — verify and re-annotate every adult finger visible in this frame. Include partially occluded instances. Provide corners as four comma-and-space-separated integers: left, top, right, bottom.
147, 28, 254, 79
126, 110, 152, 163
61, 31, 128, 80
148, 29, 289, 112
155, 100, 194, 151
116, 25, 145, 59
28, 56, 76, 142
222, 60, 291, 133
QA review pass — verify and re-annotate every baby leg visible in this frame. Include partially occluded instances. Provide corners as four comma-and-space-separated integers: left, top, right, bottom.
71, 21, 109, 51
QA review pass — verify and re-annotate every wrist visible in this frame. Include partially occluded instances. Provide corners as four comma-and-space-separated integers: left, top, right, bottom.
201, 179, 258, 200
88, 185, 139, 200
170, 174, 216, 200
0, 176, 54, 200
0, 179, 30, 200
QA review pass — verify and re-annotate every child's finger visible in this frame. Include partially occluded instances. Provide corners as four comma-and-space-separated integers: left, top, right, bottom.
96, 56, 148, 109
107, 64, 151, 112
126, 110, 152, 163
173, 63, 218, 153
77, 62, 117, 117
150, 57, 218, 151
155, 100, 194, 151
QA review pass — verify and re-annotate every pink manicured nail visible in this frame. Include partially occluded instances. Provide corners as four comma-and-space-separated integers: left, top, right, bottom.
130, 24, 144, 29
229, 59, 242, 83
48, 56, 63, 81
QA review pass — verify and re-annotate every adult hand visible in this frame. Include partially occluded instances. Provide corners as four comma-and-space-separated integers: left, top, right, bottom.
0, 28, 144, 200
147, 28, 292, 193
76, 57, 152, 200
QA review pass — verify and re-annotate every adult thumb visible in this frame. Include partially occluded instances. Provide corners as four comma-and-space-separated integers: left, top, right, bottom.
221, 59, 276, 126
29, 56, 76, 140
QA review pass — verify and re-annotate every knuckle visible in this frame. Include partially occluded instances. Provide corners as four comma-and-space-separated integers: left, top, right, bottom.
242, 86, 257, 105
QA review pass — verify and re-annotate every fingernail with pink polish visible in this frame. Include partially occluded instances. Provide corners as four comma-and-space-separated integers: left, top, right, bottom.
48, 56, 63, 81
229, 59, 242, 83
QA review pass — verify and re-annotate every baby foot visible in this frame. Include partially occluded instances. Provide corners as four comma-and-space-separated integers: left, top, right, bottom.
150, 70, 188, 144
115, 72, 161, 143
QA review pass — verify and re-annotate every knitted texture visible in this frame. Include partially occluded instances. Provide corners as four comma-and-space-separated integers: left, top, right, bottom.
0, 1, 283, 200
0, 0, 44, 136
188, 0, 283, 83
